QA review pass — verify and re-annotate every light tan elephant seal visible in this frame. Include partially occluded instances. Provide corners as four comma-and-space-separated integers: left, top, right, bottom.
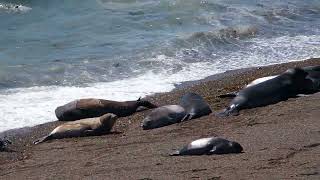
34, 113, 118, 144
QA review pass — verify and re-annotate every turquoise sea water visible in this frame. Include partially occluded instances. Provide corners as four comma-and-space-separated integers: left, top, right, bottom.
0, 0, 320, 132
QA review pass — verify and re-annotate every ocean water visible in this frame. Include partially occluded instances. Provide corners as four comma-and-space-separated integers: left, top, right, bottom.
1, 0, 320, 132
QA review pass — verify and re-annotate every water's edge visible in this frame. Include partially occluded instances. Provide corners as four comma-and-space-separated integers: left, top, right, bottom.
2, 57, 319, 136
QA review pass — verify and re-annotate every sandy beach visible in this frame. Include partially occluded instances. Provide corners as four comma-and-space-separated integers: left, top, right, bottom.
0, 58, 320, 179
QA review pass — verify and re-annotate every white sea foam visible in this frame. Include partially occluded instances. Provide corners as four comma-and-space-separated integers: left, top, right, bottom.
1, 34, 320, 132
0, 3, 31, 13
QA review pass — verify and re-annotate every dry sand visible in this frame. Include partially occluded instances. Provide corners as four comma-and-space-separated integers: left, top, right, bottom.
0, 58, 319, 180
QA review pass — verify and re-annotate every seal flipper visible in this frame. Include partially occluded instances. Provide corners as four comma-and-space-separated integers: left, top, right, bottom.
217, 91, 238, 98
33, 135, 52, 145
208, 144, 227, 154
84, 129, 95, 136
180, 114, 192, 122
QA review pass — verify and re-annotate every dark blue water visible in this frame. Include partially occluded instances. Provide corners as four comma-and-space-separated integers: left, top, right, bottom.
0, 0, 320, 132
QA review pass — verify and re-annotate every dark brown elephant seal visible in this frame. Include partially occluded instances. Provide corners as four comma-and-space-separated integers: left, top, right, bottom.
217, 68, 312, 116
34, 113, 118, 144
218, 65, 320, 98
55, 98, 157, 121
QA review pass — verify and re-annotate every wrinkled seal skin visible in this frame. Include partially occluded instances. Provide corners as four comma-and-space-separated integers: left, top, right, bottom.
34, 113, 118, 144
141, 105, 187, 130
217, 68, 312, 116
170, 137, 243, 156
179, 93, 212, 120
55, 98, 157, 121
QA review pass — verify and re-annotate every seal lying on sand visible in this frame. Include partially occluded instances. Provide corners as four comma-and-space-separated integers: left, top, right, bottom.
179, 93, 212, 120
170, 137, 243, 156
218, 65, 320, 98
141, 105, 187, 130
142, 93, 212, 130
55, 98, 157, 121
217, 68, 312, 116
34, 113, 118, 144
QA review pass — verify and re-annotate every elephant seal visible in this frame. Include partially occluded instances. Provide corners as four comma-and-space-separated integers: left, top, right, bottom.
217, 68, 312, 116
170, 137, 243, 156
179, 93, 212, 120
55, 98, 157, 121
218, 65, 320, 98
141, 105, 187, 130
34, 113, 118, 144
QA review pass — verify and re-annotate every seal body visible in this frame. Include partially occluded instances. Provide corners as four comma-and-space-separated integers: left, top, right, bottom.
218, 68, 311, 116
170, 137, 243, 156
55, 98, 157, 121
141, 105, 187, 130
34, 113, 118, 144
179, 93, 212, 120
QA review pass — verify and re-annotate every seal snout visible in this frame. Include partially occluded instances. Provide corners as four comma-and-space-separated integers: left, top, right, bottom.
141, 122, 149, 130
141, 118, 152, 130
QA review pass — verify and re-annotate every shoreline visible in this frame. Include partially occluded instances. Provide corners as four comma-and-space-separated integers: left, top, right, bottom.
0, 59, 299, 135
0, 58, 318, 134
1, 58, 320, 179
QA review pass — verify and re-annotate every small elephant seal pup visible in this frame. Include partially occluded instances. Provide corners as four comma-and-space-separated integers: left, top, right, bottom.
141, 105, 187, 130
170, 137, 243, 156
55, 98, 157, 121
217, 68, 311, 116
34, 113, 118, 144
179, 92, 212, 120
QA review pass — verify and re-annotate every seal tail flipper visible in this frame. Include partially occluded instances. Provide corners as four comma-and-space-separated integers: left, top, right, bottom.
217, 91, 238, 98
169, 150, 181, 156
33, 135, 51, 145
138, 100, 158, 109
215, 108, 239, 117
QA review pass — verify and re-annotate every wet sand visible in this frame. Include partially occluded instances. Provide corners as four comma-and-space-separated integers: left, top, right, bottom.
0, 58, 320, 179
